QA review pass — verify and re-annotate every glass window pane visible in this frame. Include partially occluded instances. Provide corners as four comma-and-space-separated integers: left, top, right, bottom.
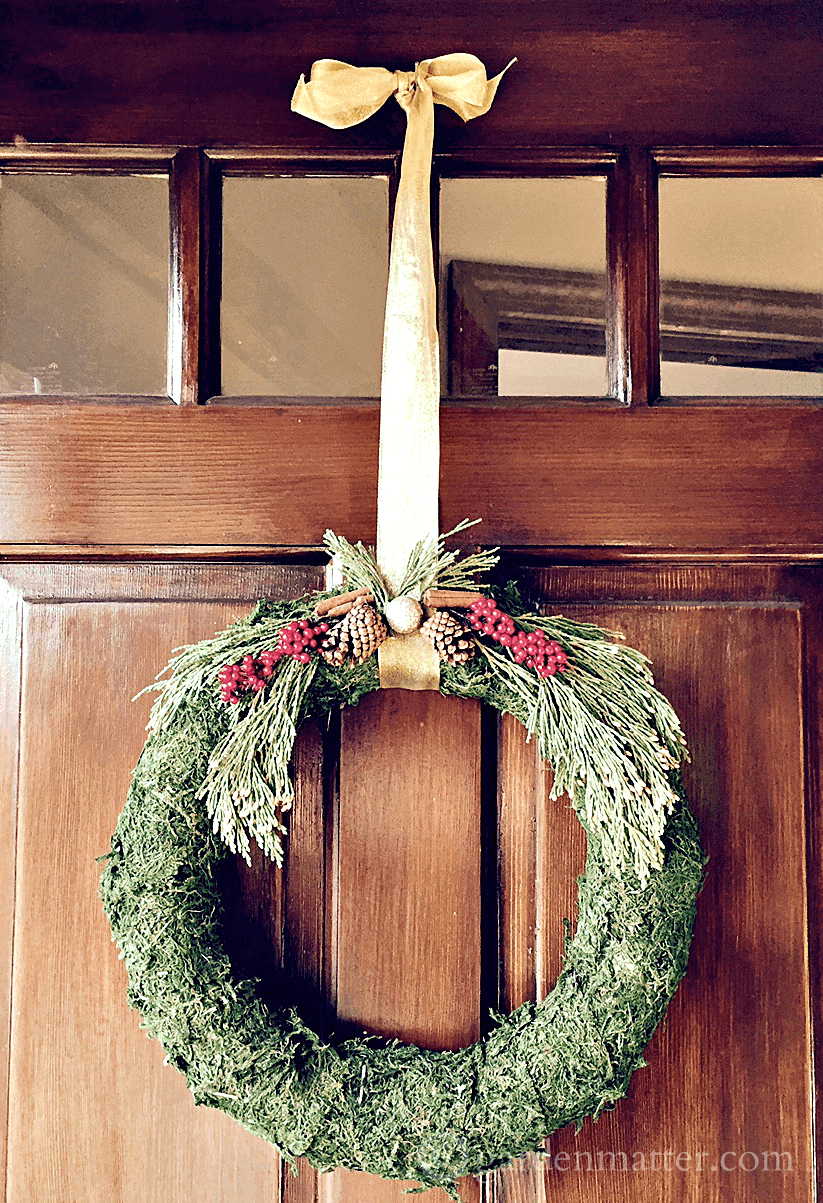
659, 177, 823, 397
221, 176, 389, 396
440, 177, 607, 396
0, 173, 169, 395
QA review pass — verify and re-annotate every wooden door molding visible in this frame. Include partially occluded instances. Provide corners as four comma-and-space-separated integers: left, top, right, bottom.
0, 402, 821, 551
2, 3, 823, 147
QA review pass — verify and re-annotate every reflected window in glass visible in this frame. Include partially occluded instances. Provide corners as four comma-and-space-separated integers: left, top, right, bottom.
440, 177, 608, 397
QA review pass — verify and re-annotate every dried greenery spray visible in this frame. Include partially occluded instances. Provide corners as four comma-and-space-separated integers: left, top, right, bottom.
102, 527, 705, 1198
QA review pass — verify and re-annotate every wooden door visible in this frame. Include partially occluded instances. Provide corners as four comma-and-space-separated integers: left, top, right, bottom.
1, 5, 822, 1203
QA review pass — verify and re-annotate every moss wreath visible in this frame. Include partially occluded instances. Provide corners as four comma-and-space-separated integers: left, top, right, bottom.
101, 533, 705, 1198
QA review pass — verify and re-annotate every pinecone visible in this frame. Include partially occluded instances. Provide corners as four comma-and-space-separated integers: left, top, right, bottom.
421, 611, 476, 665
345, 596, 388, 665
320, 597, 387, 667
319, 620, 350, 667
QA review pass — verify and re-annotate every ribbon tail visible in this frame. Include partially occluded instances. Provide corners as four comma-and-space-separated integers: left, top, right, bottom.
376, 81, 442, 688
377, 82, 440, 597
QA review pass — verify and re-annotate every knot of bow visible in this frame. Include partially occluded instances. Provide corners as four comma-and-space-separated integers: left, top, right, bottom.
291, 53, 514, 129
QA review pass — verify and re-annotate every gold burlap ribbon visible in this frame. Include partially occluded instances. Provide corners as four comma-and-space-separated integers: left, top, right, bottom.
292, 54, 512, 688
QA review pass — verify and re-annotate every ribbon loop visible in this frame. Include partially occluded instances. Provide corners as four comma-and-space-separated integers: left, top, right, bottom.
291, 59, 396, 129
293, 53, 513, 687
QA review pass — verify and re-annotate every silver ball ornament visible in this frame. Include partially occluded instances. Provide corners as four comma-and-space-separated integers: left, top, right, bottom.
383, 596, 424, 634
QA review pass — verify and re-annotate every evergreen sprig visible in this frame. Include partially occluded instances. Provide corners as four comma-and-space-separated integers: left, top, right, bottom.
394, 519, 500, 599
324, 520, 499, 603
322, 530, 389, 607
459, 636, 682, 884
133, 529, 687, 883
139, 606, 303, 736
197, 656, 319, 865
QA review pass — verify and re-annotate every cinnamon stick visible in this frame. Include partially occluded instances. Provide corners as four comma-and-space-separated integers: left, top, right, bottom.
314, 587, 371, 616
422, 588, 484, 609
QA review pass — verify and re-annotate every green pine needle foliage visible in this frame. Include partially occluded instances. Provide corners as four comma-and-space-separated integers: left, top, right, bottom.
443, 627, 687, 884
138, 529, 690, 883
136, 595, 379, 866
323, 521, 500, 604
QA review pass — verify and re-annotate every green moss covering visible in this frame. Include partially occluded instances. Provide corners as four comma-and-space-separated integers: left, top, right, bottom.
101, 595, 705, 1198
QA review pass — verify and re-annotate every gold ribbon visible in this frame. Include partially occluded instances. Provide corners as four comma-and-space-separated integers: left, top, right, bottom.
292, 54, 513, 688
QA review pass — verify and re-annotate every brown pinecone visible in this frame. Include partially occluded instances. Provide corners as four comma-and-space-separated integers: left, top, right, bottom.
319, 620, 350, 667
421, 610, 476, 665
320, 597, 387, 667
344, 596, 388, 665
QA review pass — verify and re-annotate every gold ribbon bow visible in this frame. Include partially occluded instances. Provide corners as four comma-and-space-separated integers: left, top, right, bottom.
292, 55, 513, 688
291, 54, 513, 129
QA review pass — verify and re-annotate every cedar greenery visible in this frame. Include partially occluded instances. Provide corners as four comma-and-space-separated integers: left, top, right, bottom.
104, 537, 704, 1194
138, 547, 687, 882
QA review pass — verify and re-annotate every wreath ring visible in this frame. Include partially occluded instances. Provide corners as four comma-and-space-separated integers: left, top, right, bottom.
101, 535, 705, 1198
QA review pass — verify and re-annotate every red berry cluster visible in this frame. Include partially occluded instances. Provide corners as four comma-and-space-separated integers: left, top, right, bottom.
219, 652, 280, 703
468, 597, 569, 679
275, 618, 329, 664
509, 628, 568, 677
468, 596, 517, 643
218, 619, 330, 704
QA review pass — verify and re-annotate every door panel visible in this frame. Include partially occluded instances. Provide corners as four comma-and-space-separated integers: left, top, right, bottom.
2, 562, 817, 1202
335, 692, 482, 1052
1, 566, 322, 1203
490, 571, 815, 1203
323, 694, 484, 1203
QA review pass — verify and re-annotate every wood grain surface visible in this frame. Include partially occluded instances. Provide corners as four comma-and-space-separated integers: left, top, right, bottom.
336, 691, 482, 1051
1, 566, 321, 1203
1, 1, 822, 147
0, 403, 821, 551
